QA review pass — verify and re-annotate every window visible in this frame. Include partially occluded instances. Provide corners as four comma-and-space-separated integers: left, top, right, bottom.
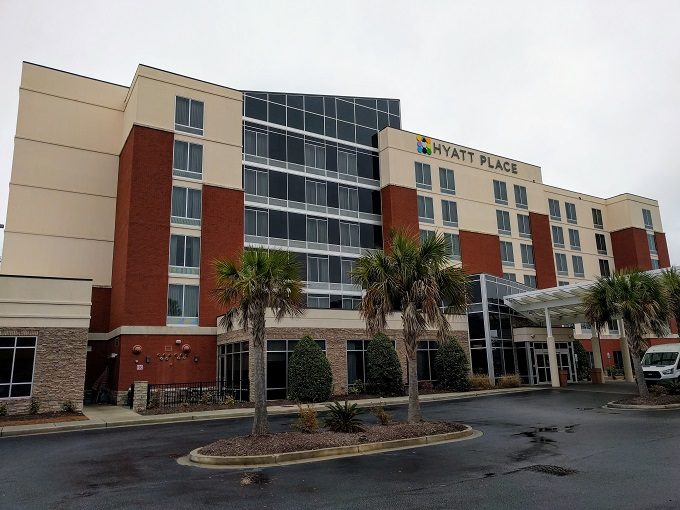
167, 284, 199, 319
555, 253, 568, 275
304, 143, 326, 169
171, 186, 201, 226
514, 185, 528, 209
417, 341, 439, 381
169, 234, 200, 270
442, 200, 458, 226
340, 221, 360, 247
307, 294, 330, 309
347, 339, 396, 387
648, 233, 657, 254
342, 297, 362, 310
503, 272, 517, 282
439, 168, 455, 194
520, 244, 534, 267
444, 233, 461, 260
572, 255, 585, 277
493, 180, 508, 205
548, 199, 561, 221
552, 225, 565, 248
523, 275, 537, 288
306, 179, 327, 206
642, 208, 654, 230
244, 167, 268, 197
307, 217, 328, 244
341, 258, 355, 285
417, 196, 434, 222
565, 202, 577, 224
496, 210, 511, 235
308, 256, 330, 282
568, 228, 581, 251
599, 259, 611, 277
607, 320, 619, 334
0, 336, 36, 398
415, 162, 432, 189
500, 241, 514, 266
339, 186, 359, 211
518, 214, 531, 238
173, 140, 203, 179
592, 208, 604, 229
652, 258, 660, 270
595, 233, 607, 255
335, 151, 357, 177
245, 208, 268, 237
267, 339, 327, 399
175, 96, 204, 135
558, 281, 570, 287
244, 129, 268, 158
217, 342, 249, 402
419, 230, 434, 243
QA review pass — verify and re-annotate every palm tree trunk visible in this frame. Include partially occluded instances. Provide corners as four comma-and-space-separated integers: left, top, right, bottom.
406, 349, 422, 423
630, 350, 649, 399
251, 307, 269, 436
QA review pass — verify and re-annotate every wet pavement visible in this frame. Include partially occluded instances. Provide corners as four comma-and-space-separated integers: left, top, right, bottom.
2, 385, 679, 509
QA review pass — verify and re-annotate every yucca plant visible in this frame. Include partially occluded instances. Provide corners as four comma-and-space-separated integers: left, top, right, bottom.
324, 400, 365, 433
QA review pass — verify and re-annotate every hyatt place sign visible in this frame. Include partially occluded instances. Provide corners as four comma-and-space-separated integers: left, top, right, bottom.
416, 135, 518, 175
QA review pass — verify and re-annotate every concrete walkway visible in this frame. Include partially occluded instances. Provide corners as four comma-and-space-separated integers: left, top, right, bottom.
0, 386, 547, 438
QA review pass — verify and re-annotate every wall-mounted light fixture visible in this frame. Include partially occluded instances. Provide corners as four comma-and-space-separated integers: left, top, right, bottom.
193, 356, 199, 363
175, 339, 182, 345
145, 356, 151, 364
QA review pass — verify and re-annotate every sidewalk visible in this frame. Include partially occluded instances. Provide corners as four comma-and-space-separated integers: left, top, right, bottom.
0, 386, 547, 438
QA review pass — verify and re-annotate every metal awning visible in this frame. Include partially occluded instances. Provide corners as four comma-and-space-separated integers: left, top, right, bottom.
503, 281, 597, 326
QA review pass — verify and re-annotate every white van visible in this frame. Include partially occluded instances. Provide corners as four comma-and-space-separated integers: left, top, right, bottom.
642, 344, 680, 383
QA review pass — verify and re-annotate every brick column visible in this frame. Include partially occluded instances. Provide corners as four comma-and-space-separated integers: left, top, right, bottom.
655, 232, 671, 268
380, 184, 419, 249
459, 230, 503, 277
528, 212, 557, 288
611, 227, 652, 270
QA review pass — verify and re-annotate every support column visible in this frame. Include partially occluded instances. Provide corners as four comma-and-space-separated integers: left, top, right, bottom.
618, 319, 634, 382
544, 308, 560, 388
591, 329, 605, 384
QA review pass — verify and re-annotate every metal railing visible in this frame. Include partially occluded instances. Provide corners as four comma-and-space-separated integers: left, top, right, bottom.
146, 380, 249, 409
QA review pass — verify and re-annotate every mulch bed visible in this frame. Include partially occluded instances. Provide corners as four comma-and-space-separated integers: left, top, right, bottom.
0, 412, 87, 427
138, 400, 292, 415
199, 421, 465, 457
615, 394, 680, 406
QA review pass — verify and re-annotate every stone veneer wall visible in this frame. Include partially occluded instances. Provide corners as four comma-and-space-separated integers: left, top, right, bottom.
218, 327, 470, 397
0, 327, 88, 415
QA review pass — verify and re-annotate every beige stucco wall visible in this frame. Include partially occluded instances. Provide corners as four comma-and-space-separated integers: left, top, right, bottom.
605, 193, 663, 232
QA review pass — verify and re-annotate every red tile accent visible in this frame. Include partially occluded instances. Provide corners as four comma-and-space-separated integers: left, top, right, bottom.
89, 287, 111, 333
655, 232, 671, 268
528, 212, 557, 289
380, 185, 420, 249
611, 227, 652, 271
459, 230, 503, 277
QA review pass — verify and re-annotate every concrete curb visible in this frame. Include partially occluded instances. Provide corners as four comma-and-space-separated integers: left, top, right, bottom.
187, 426, 477, 468
604, 400, 680, 411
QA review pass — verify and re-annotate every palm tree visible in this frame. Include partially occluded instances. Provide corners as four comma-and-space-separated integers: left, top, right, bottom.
661, 267, 680, 326
214, 248, 304, 435
583, 269, 670, 399
352, 230, 468, 422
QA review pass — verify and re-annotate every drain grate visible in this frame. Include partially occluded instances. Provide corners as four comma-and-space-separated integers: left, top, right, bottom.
522, 464, 578, 476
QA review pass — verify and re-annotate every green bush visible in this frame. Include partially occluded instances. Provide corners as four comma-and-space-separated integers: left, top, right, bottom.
365, 334, 403, 396
662, 380, 680, 395
29, 398, 40, 415
0, 403, 7, 416
324, 400, 364, 433
573, 340, 591, 381
434, 339, 470, 391
61, 400, 77, 413
288, 336, 333, 403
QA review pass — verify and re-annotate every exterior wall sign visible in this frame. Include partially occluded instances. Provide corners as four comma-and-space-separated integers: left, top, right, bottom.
416, 135, 518, 174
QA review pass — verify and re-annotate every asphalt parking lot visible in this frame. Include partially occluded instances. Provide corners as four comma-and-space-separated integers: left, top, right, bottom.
1, 384, 679, 510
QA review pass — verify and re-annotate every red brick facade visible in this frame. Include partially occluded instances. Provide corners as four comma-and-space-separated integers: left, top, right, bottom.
89, 287, 111, 333
655, 232, 671, 268
611, 227, 652, 271
529, 212, 557, 288
459, 230, 503, 277
380, 185, 420, 248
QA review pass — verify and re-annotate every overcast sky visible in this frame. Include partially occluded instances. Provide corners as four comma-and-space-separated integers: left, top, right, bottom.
1, 0, 679, 260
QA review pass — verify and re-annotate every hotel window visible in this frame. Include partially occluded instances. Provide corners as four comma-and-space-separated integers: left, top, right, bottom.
347, 339, 397, 387
0, 336, 37, 398
306, 179, 327, 207
415, 162, 432, 190
500, 241, 515, 266
565, 202, 577, 224
307, 217, 328, 244
523, 275, 537, 288
518, 214, 531, 238
339, 186, 359, 212
520, 244, 534, 268
419, 229, 434, 243
266, 339, 327, 400
244, 167, 269, 197
444, 233, 461, 261
340, 221, 360, 247
341, 258, 355, 285
343, 297, 362, 310
642, 208, 654, 230
595, 233, 607, 255
337, 151, 358, 176
493, 180, 508, 205
555, 253, 568, 276
304, 143, 326, 169
175, 96, 204, 135
496, 210, 511, 235
417, 341, 439, 381
592, 208, 604, 229
572, 255, 585, 277
171, 186, 201, 226
308, 256, 330, 282
548, 199, 561, 221
245, 208, 268, 237
169, 234, 200, 272
607, 320, 619, 335
568, 228, 581, 251
418, 196, 434, 223
647, 233, 658, 254
307, 294, 330, 309
173, 140, 203, 179
442, 200, 458, 227
558, 281, 570, 287
502, 272, 517, 282
244, 129, 268, 158
514, 185, 528, 209
439, 167, 456, 194
599, 259, 611, 277
552, 225, 565, 248
167, 284, 199, 320
652, 258, 660, 270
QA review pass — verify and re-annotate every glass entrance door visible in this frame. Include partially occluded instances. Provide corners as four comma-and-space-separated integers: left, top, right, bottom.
533, 349, 551, 383
530, 342, 577, 384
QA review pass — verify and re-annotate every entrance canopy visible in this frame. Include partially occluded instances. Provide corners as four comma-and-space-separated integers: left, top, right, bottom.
503, 281, 595, 327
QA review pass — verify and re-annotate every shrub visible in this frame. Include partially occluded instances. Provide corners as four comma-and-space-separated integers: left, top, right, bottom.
650, 384, 668, 396
324, 400, 364, 433
497, 374, 522, 388
469, 374, 493, 390
573, 340, 591, 381
348, 379, 364, 395
200, 390, 217, 405
147, 393, 160, 409
372, 405, 391, 426
293, 404, 319, 433
222, 394, 236, 407
288, 336, 333, 403
0, 403, 7, 416
29, 398, 40, 415
61, 400, 77, 413
365, 334, 403, 396
434, 339, 470, 391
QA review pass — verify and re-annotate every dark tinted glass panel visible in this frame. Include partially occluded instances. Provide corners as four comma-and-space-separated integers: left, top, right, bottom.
325, 145, 337, 172
378, 111, 389, 130
500, 315, 513, 339
289, 213, 306, 241
287, 108, 304, 130
269, 170, 287, 199
11, 384, 31, 397
269, 209, 288, 239
355, 105, 377, 128
388, 100, 400, 116
388, 115, 401, 128
358, 188, 373, 214
373, 225, 383, 248
266, 351, 287, 388
471, 349, 488, 375
0, 386, 8, 398
347, 340, 365, 350
269, 131, 286, 161
356, 152, 374, 179
503, 348, 516, 373
327, 181, 339, 208
0, 350, 12, 383
337, 121, 355, 143
286, 135, 304, 165
249, 92, 267, 101
245, 97, 267, 121
294, 252, 307, 280
0, 337, 14, 348
288, 174, 305, 203
12, 349, 34, 383
287, 95, 303, 109
324, 97, 336, 117
336, 99, 355, 123
377, 99, 388, 112
417, 351, 430, 380
370, 190, 381, 214
329, 256, 342, 283
305, 112, 324, 135
468, 312, 485, 339
16, 338, 35, 348
327, 218, 340, 245
347, 351, 364, 384
269, 94, 286, 105
356, 98, 376, 109
305, 96, 324, 115
330, 295, 343, 309
360, 223, 377, 249
268, 102, 286, 126
470, 280, 482, 303
356, 126, 377, 148
324, 117, 336, 138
